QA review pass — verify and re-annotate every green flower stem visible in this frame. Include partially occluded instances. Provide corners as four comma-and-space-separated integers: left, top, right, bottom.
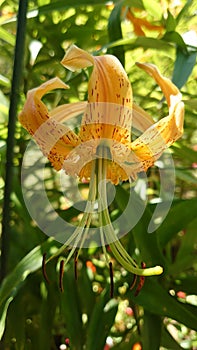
97, 146, 163, 277
0, 0, 28, 281
47, 159, 97, 263
47, 145, 163, 277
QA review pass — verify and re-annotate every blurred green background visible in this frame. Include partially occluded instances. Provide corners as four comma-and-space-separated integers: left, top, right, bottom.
0, 0, 197, 349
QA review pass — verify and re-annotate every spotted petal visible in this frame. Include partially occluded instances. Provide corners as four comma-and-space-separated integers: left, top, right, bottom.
61, 45, 133, 144
125, 63, 184, 173
18, 78, 83, 171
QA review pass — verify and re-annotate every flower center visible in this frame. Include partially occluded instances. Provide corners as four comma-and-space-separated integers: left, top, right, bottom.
46, 143, 163, 279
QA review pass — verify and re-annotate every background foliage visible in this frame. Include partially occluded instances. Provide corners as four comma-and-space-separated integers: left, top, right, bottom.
0, 0, 197, 349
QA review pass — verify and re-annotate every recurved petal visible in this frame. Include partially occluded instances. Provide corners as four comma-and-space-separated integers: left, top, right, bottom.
18, 77, 79, 171
61, 45, 133, 143
128, 94, 184, 171
19, 77, 69, 132
50, 101, 87, 122
79, 56, 133, 144
132, 102, 154, 132
136, 62, 180, 106
61, 45, 94, 72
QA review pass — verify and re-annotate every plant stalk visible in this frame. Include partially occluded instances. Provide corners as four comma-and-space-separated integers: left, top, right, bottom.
0, 0, 28, 281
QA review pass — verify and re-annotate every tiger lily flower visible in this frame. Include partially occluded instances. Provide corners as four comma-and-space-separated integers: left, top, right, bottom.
19, 45, 184, 279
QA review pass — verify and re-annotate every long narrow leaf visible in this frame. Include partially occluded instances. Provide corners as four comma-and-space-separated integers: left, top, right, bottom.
133, 278, 197, 331
108, 1, 125, 66
172, 48, 197, 88
157, 198, 197, 246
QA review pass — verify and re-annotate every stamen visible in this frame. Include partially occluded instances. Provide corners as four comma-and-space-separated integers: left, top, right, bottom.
74, 252, 78, 281
109, 261, 114, 298
134, 262, 146, 296
130, 274, 137, 291
42, 253, 50, 284
59, 259, 65, 293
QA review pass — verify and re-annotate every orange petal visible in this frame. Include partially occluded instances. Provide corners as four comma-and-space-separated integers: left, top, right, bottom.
62, 45, 133, 143
136, 62, 180, 106
50, 101, 87, 122
126, 9, 164, 37
79, 53, 133, 143
111, 65, 184, 177
128, 77, 184, 171
132, 102, 154, 132
61, 45, 94, 72
18, 78, 80, 171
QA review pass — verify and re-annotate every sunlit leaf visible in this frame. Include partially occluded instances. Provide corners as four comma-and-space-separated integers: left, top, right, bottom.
124, 0, 144, 9
108, 1, 125, 66
0, 298, 13, 339
165, 10, 177, 32
104, 36, 171, 52
0, 27, 15, 45
143, 0, 163, 18
162, 31, 188, 51
176, 0, 193, 23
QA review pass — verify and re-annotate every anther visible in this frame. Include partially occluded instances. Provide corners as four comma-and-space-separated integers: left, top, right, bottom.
130, 274, 137, 291
134, 262, 146, 297
42, 253, 50, 284
74, 252, 78, 281
59, 260, 65, 293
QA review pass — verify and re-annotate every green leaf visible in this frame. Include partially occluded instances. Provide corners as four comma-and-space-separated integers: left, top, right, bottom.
4, 293, 26, 350
38, 282, 58, 350
0, 297, 13, 339
165, 10, 177, 32
176, 169, 197, 184
132, 207, 166, 268
176, 0, 193, 24
143, 0, 162, 18
0, 26, 15, 45
173, 275, 197, 295
172, 48, 197, 88
115, 185, 166, 268
142, 311, 162, 350
0, 74, 10, 88
33, 0, 120, 14
157, 198, 197, 246
172, 144, 197, 164
132, 278, 197, 331
0, 239, 58, 339
60, 263, 84, 349
124, 0, 144, 9
184, 98, 197, 109
0, 90, 9, 123
169, 217, 197, 274
86, 289, 118, 350
77, 265, 96, 318
162, 31, 188, 51
108, 1, 125, 66
104, 36, 173, 53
